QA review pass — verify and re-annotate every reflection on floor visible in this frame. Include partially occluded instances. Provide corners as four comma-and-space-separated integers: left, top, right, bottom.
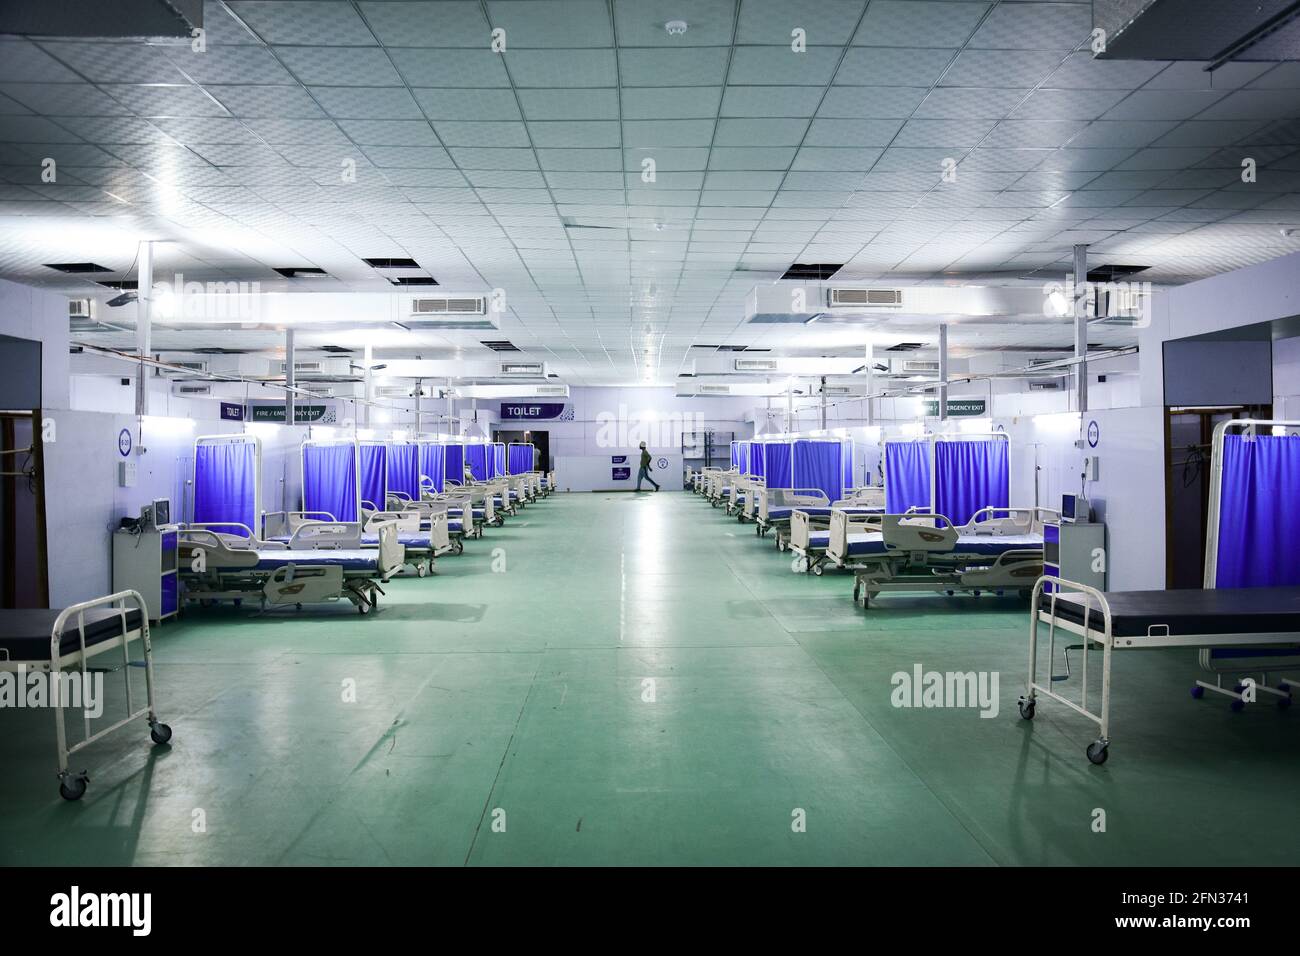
3, 490, 1298, 865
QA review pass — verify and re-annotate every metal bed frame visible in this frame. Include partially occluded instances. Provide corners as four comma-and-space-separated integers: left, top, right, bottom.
0, 590, 172, 800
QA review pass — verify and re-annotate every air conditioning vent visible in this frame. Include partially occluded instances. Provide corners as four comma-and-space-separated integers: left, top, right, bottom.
376, 385, 432, 399
535, 385, 568, 396
828, 288, 903, 308
734, 358, 778, 372
164, 360, 209, 377
700, 384, 731, 395
68, 298, 93, 319
500, 362, 546, 377
1029, 380, 1062, 391
411, 296, 486, 316
902, 360, 940, 373
278, 361, 324, 374
173, 384, 212, 396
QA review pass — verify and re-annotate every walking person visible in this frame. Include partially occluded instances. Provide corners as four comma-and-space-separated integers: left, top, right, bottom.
636, 441, 660, 492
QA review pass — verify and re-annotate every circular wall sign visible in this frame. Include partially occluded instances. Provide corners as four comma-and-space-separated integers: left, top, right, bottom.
1087, 420, 1100, 448
657, 457, 669, 469
118, 428, 133, 457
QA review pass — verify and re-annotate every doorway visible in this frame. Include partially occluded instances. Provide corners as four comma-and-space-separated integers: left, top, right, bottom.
493, 428, 550, 471
1164, 404, 1270, 589
1, 411, 49, 608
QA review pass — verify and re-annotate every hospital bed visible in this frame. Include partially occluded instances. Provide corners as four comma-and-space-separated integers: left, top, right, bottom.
706, 469, 740, 507
1019, 578, 1300, 764
178, 522, 403, 614
726, 475, 764, 519
0, 590, 172, 800
265, 508, 457, 575
843, 507, 1052, 600
758, 487, 885, 544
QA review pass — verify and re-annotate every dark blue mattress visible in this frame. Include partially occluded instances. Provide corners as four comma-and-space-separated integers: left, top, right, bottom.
360, 533, 429, 548
0, 608, 145, 660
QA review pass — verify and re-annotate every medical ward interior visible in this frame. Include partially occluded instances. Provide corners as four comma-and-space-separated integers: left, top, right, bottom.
1, 0, 1299, 868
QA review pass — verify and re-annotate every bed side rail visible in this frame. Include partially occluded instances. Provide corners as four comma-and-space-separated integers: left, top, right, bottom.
882, 512, 957, 551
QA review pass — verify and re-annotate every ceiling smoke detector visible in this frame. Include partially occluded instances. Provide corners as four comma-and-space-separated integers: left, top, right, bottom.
664, 19, 688, 35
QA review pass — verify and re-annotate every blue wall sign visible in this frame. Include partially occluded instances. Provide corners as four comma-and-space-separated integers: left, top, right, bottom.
220, 401, 244, 421
612, 467, 631, 480
611, 455, 627, 464
500, 402, 569, 420
117, 428, 132, 457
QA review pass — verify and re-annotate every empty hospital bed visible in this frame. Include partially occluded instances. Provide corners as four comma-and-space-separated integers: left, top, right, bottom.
1020, 578, 1300, 764
0, 591, 172, 800
178, 522, 404, 614
842, 508, 1053, 603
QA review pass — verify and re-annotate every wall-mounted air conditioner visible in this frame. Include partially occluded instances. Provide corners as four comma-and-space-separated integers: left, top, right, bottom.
827, 288, 903, 308
734, 358, 779, 372
411, 296, 486, 315
164, 360, 209, 376
69, 298, 93, 318
278, 360, 324, 374
900, 359, 939, 373
376, 385, 432, 399
172, 384, 212, 396
699, 384, 731, 395
535, 385, 568, 396
1029, 380, 1062, 390
500, 361, 546, 377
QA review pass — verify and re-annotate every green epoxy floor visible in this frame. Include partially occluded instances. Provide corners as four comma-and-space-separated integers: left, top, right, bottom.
3, 491, 1298, 866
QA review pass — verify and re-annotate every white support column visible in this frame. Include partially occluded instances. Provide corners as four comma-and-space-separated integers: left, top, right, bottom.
938, 323, 949, 423
1074, 243, 1089, 413
284, 328, 295, 425
786, 378, 794, 432
134, 241, 153, 417
362, 343, 373, 428
819, 376, 827, 430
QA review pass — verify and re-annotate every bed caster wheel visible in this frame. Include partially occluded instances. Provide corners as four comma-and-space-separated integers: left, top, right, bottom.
357, 599, 371, 616
1230, 698, 1245, 712
59, 775, 88, 801
945, 589, 955, 597
1018, 698, 1035, 720
811, 563, 823, 576
1190, 685, 1204, 699
150, 722, 173, 745
417, 563, 428, 577
777, 539, 787, 552
453, 541, 464, 555
972, 590, 982, 598
853, 582, 861, 603
1086, 740, 1109, 765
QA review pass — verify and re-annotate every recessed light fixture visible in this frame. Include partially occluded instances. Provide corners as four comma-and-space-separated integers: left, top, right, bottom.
45, 262, 112, 274
273, 267, 329, 279
665, 19, 688, 35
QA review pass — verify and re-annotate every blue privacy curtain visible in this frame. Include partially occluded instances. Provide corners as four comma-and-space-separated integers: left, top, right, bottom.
194, 439, 258, 535
465, 443, 489, 481
934, 439, 1008, 527
736, 442, 751, 474
508, 443, 534, 475
792, 440, 842, 502
387, 443, 420, 500
764, 441, 793, 490
841, 441, 855, 492
492, 443, 507, 477
1215, 434, 1300, 588
730, 441, 738, 469
419, 443, 446, 493
302, 443, 358, 521
444, 443, 465, 484
359, 443, 386, 510
750, 443, 766, 480
885, 441, 931, 514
